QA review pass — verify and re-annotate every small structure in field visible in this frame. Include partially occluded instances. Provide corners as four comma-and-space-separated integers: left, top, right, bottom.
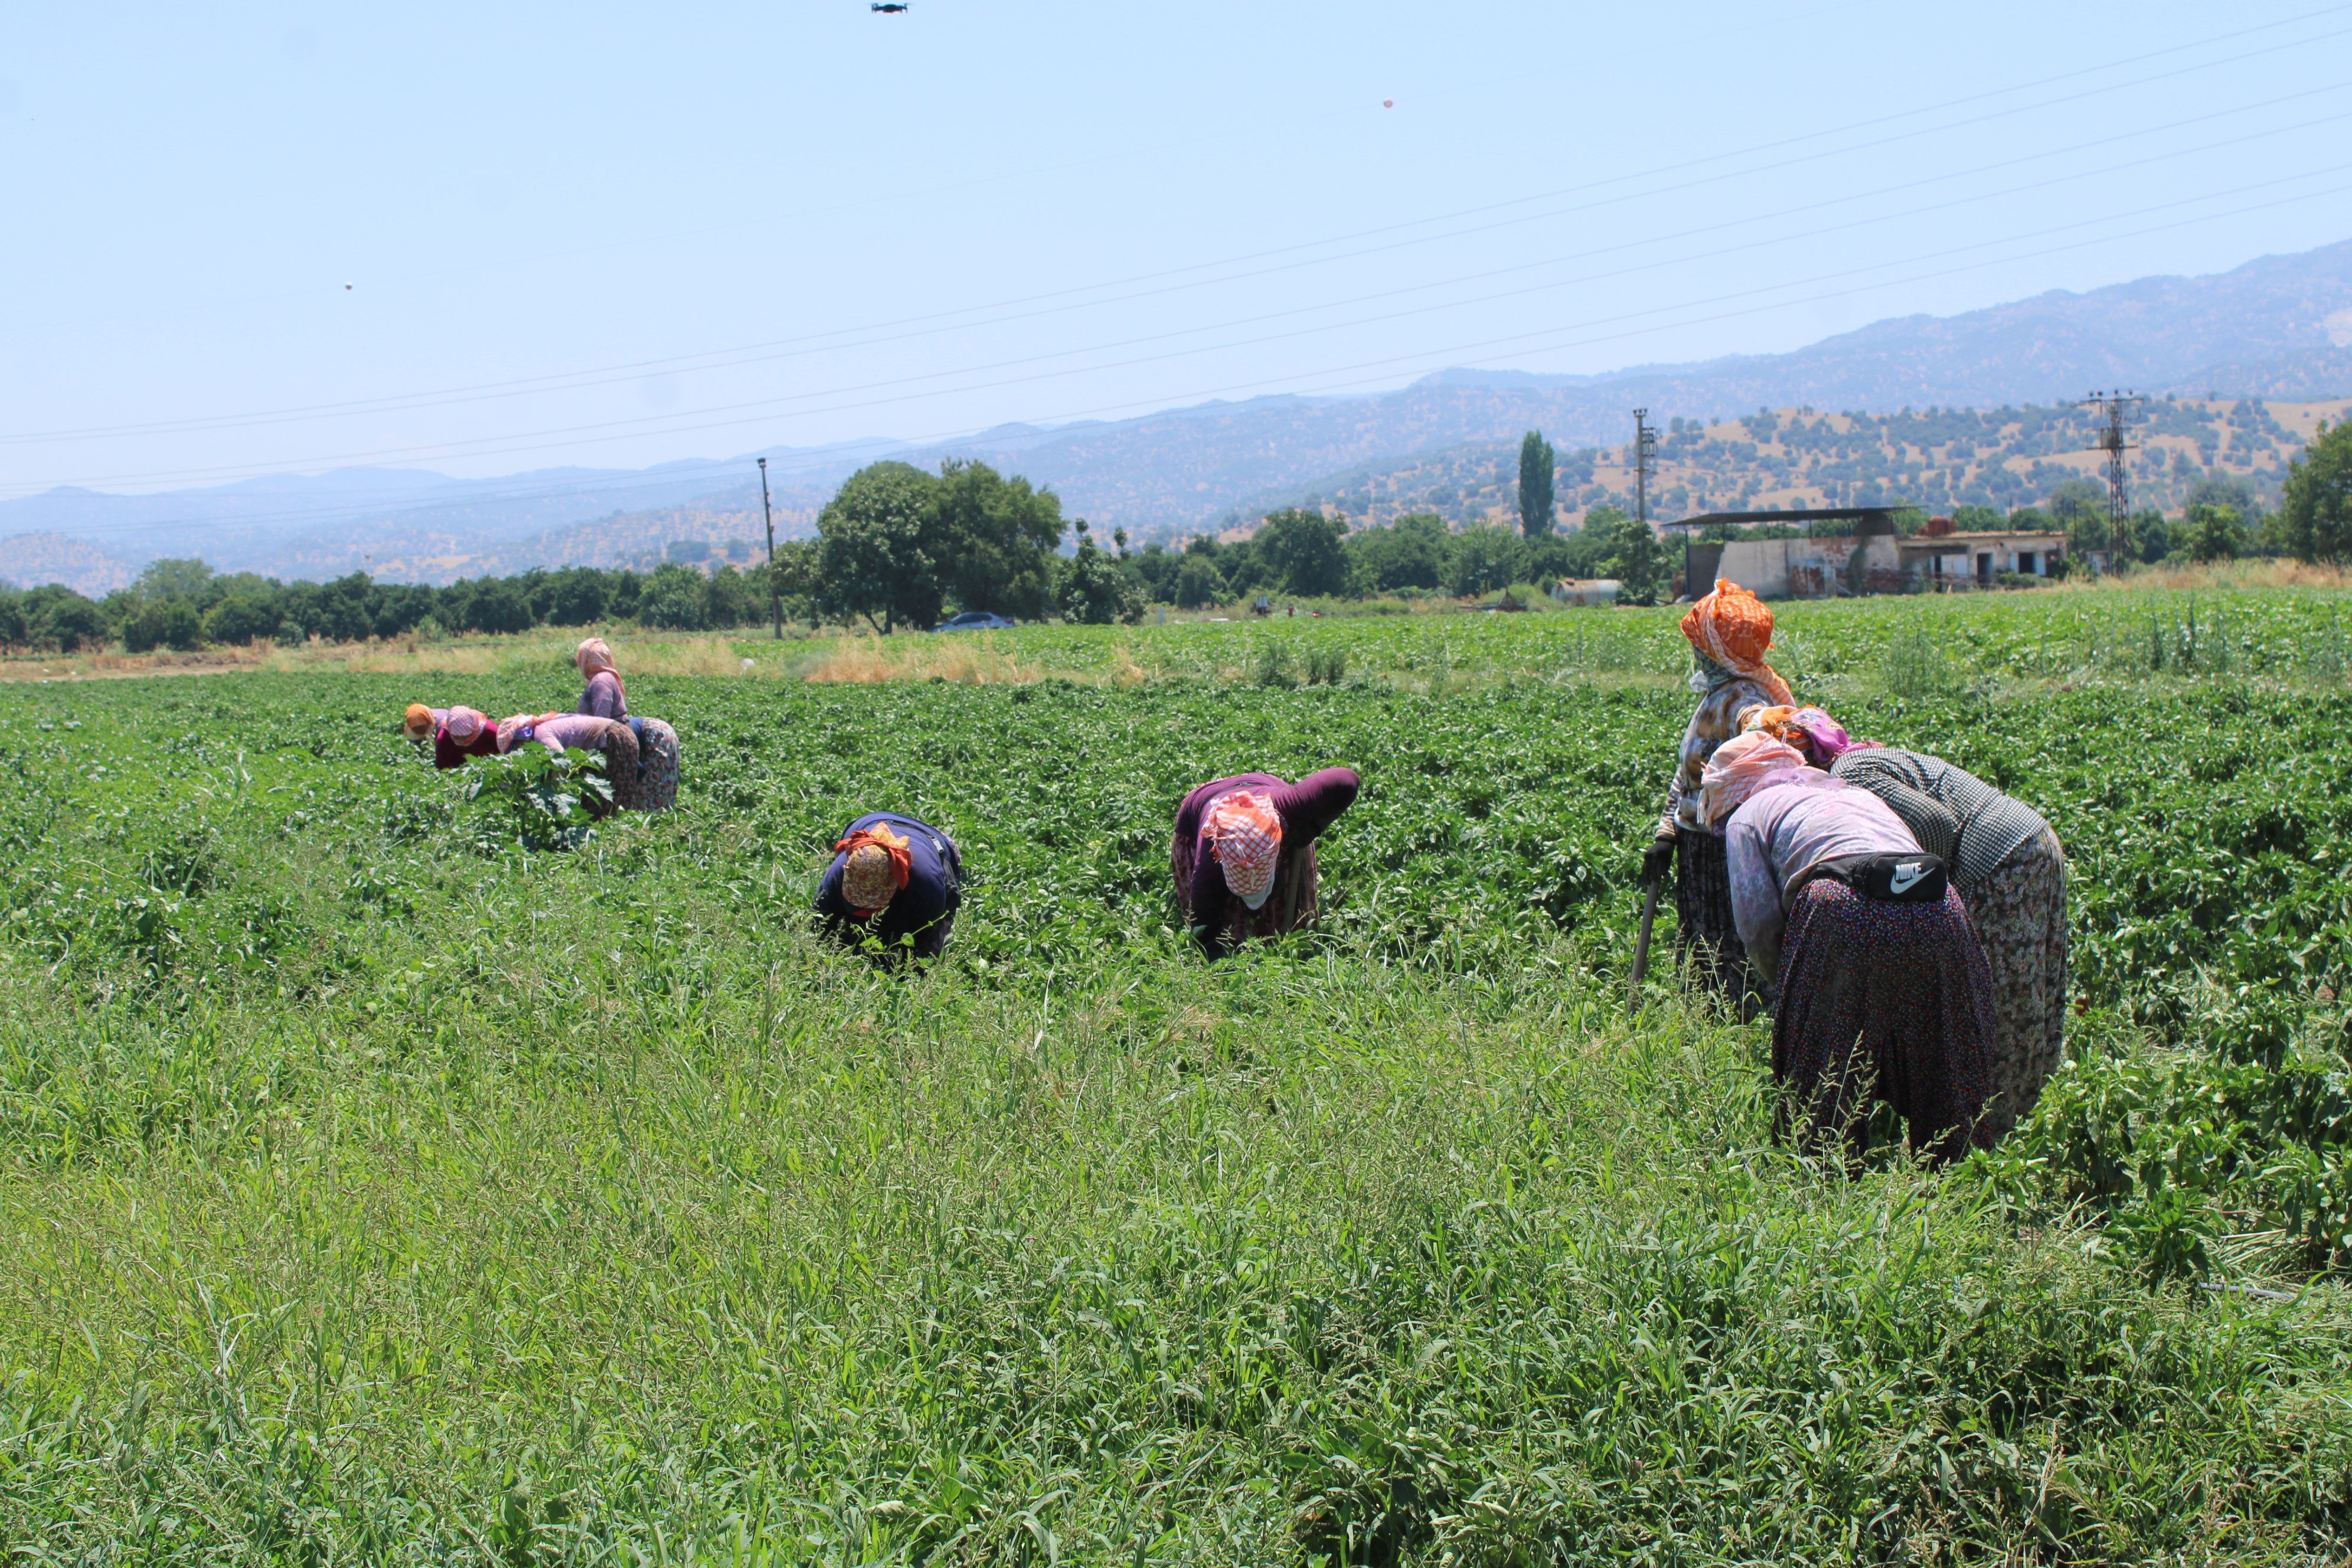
1550, 577, 1621, 606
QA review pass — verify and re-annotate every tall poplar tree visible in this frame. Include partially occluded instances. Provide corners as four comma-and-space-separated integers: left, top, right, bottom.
1517, 430, 1556, 537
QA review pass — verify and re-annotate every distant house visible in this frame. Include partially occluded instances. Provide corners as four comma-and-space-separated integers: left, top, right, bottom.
1897, 524, 2068, 589
1550, 577, 1619, 606
1674, 508, 2070, 598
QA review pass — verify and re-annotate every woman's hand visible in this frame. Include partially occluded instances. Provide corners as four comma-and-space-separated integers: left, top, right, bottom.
1641, 825, 1678, 883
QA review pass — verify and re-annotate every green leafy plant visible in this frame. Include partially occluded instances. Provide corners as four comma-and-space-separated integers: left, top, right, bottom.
462, 744, 609, 851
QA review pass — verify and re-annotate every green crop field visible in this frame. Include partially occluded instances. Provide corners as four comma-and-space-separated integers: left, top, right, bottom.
4, 587, 2352, 1564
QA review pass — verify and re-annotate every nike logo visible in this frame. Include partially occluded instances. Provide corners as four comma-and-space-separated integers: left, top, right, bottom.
1889, 863, 1926, 894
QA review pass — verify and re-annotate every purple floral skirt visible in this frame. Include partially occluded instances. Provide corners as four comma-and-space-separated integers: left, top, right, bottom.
1772, 879, 1997, 1162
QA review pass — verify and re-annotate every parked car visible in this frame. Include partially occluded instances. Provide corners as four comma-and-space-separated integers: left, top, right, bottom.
933, 611, 1016, 632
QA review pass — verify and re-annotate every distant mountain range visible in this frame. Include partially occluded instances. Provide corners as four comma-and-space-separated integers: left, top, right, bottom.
4, 239, 2348, 594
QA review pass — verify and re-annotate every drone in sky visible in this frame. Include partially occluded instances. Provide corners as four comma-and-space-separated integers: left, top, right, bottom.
871, 3, 907, 11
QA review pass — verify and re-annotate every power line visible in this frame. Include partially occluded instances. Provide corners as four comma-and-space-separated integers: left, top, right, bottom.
24, 158, 2345, 496
15, 161, 2343, 551
15, 77, 2347, 460
7, 6, 2346, 451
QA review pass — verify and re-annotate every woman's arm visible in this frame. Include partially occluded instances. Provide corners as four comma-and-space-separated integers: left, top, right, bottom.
1726, 812, 1787, 981
1270, 766, 1360, 844
1190, 845, 1231, 958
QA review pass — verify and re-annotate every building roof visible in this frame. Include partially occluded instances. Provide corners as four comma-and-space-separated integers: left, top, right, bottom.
1900, 530, 2067, 550
1664, 506, 1899, 535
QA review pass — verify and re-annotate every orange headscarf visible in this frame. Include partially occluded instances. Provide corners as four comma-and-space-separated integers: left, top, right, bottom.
403, 703, 434, 741
1680, 579, 1794, 707
835, 822, 913, 915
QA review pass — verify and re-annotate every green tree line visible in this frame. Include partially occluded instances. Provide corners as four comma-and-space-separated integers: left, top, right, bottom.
7, 422, 2346, 653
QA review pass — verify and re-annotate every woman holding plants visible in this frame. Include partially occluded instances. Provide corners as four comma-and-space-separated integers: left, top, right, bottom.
1646, 579, 1798, 988
1704, 731, 1995, 1161
496, 711, 641, 816
1171, 766, 1360, 959
815, 813, 963, 962
1742, 702, 2066, 1145
571, 638, 681, 811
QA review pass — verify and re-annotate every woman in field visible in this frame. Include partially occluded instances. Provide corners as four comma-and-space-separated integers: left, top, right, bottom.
571, 638, 682, 811
405, 704, 500, 769
1706, 731, 1995, 1161
496, 711, 642, 816
1171, 766, 1360, 959
1647, 579, 1797, 988
815, 813, 963, 961
1740, 704, 2067, 1145
574, 638, 626, 717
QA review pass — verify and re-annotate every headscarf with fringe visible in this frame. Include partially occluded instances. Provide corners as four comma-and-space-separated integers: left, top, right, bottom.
1203, 789, 1283, 910
1680, 579, 1794, 707
836, 821, 913, 915
1697, 732, 1819, 827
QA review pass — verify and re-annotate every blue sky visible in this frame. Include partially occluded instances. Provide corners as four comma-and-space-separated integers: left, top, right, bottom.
2, 0, 2348, 495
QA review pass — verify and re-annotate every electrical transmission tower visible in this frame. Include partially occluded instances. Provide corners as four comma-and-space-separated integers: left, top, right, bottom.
1633, 407, 1658, 530
2079, 390, 2145, 545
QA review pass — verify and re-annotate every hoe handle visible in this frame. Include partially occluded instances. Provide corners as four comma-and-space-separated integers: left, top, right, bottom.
1627, 872, 1662, 1016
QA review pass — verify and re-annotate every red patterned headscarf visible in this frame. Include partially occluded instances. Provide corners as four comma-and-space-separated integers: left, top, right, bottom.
1203, 789, 1283, 909
1738, 703, 1866, 764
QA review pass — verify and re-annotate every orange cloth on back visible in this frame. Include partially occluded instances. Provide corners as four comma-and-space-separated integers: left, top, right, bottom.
1681, 579, 1794, 707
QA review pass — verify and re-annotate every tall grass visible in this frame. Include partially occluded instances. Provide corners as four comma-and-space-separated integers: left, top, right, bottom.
3, 594, 2352, 1559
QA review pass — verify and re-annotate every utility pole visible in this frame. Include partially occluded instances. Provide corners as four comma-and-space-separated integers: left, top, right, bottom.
2078, 390, 2144, 554
759, 456, 780, 639
1632, 407, 1657, 530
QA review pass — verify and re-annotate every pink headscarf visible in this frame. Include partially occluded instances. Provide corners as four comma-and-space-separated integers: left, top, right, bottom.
575, 638, 616, 679
1697, 733, 1818, 827
443, 706, 488, 743
1203, 789, 1283, 909
1737, 704, 1868, 765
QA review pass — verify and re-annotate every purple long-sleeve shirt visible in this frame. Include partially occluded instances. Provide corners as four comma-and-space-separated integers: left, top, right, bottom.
578, 670, 628, 720
1726, 776, 1921, 979
1175, 767, 1360, 940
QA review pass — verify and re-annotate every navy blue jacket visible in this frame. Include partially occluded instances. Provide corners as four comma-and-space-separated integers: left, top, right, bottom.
815, 811, 962, 959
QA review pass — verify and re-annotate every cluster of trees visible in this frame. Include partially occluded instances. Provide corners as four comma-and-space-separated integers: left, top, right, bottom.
784, 459, 1128, 630
0, 556, 785, 654
1116, 502, 1671, 609
792, 455, 1672, 629
13, 423, 2342, 655
2033, 471, 2291, 568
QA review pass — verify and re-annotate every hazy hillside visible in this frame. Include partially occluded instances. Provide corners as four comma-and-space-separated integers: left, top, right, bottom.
4, 239, 2347, 590
1250, 396, 2351, 535
907, 241, 2352, 531
0, 471, 829, 597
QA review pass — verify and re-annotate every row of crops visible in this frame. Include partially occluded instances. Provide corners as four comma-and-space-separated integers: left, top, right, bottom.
4, 612, 2351, 1280
4, 596, 2352, 1560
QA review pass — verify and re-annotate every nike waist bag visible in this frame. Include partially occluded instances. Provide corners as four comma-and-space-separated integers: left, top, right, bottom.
1789, 851, 1948, 909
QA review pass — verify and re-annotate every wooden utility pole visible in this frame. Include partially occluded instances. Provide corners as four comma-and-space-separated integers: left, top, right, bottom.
759, 457, 780, 639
